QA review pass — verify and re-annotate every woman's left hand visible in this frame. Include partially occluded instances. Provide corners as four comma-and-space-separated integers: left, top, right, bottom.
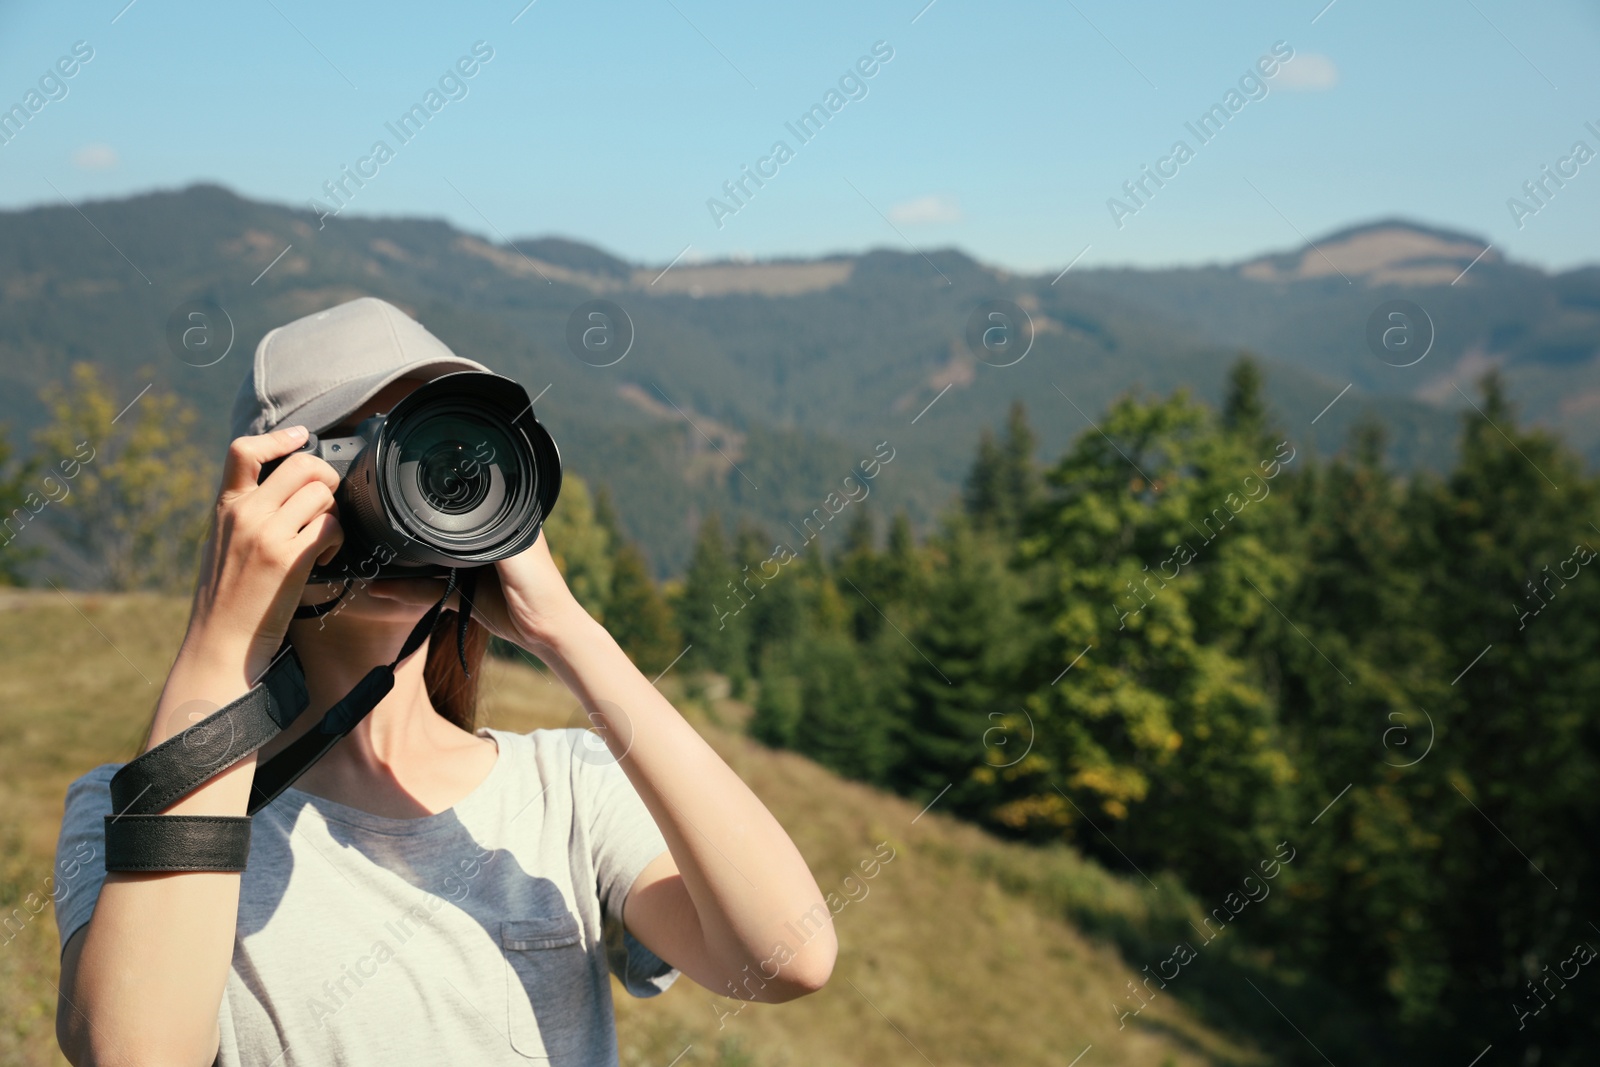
366, 529, 589, 654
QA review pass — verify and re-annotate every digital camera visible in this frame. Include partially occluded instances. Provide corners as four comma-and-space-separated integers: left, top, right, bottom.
259, 371, 561, 582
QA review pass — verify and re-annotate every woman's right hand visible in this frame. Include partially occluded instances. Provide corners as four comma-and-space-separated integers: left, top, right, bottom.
183, 425, 344, 682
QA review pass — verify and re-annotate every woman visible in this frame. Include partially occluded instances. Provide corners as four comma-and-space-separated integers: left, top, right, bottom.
52, 298, 836, 1066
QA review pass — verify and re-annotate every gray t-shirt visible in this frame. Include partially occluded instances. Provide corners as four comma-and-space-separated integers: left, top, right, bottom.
54, 727, 678, 1066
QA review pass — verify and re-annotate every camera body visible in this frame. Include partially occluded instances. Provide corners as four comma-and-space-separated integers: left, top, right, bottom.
277, 425, 377, 482
258, 371, 561, 583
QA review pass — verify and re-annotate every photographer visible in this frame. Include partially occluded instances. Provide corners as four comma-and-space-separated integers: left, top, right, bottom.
52, 297, 835, 1066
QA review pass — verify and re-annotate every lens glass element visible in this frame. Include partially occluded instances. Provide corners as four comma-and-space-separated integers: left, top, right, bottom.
394, 411, 522, 539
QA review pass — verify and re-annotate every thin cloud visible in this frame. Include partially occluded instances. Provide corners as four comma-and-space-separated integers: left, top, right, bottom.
72, 143, 120, 169
889, 194, 962, 224
1272, 52, 1339, 91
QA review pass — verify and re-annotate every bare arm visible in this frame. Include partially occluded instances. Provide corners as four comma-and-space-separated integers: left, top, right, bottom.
57, 427, 342, 1066
372, 532, 838, 1000
540, 609, 838, 1000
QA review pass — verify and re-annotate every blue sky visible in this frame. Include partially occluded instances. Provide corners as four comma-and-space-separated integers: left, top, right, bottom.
1, 0, 1597, 274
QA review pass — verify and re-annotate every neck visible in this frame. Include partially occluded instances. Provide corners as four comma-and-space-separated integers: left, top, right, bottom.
283, 612, 450, 772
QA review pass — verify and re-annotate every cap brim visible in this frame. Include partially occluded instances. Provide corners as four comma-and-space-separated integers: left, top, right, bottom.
284, 356, 492, 436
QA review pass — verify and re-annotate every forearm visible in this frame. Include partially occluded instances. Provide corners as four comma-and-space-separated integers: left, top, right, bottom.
64, 636, 257, 1066
531, 611, 836, 992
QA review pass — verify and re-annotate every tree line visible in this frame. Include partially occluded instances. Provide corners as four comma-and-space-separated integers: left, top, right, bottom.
5, 358, 1596, 1062
668, 358, 1599, 1064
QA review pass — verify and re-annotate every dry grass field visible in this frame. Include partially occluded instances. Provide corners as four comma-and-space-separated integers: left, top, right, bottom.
0, 590, 1268, 1067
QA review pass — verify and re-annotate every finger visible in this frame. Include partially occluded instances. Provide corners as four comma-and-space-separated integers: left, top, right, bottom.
253, 451, 341, 511
221, 426, 310, 495
289, 512, 344, 574
270, 478, 338, 538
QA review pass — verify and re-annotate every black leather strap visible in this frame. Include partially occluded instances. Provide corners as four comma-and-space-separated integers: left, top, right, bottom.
247, 665, 396, 812
104, 647, 308, 874
249, 566, 464, 812
108, 646, 309, 816
103, 815, 252, 872
104, 568, 476, 874
295, 579, 352, 619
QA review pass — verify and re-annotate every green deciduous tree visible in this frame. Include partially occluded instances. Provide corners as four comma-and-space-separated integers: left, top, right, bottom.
1013, 388, 1295, 888
0, 424, 42, 585
541, 473, 613, 622
33, 362, 215, 592
605, 539, 681, 677
588, 482, 681, 676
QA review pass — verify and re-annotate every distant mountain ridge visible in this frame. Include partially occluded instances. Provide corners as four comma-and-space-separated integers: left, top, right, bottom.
0, 184, 1593, 575
1236, 218, 1502, 285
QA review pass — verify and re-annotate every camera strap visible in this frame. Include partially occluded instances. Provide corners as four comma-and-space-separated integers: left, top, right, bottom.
296, 577, 353, 618
104, 567, 480, 873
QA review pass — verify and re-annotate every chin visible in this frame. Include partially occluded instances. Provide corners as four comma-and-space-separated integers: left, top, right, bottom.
299, 583, 429, 624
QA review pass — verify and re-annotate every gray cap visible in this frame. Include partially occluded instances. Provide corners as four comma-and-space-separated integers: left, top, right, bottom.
229, 297, 491, 441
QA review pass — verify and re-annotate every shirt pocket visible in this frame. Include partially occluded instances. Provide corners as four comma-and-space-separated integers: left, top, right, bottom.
501, 914, 592, 1060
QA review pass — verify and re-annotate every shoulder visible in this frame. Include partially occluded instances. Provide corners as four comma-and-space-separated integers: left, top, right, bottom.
69, 763, 121, 787
54, 765, 120, 951
478, 727, 633, 806
480, 726, 590, 766
63, 763, 120, 811
477, 726, 586, 801
58, 764, 119, 854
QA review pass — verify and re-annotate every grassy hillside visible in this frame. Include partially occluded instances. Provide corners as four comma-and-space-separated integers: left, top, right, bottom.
0, 589, 1335, 1067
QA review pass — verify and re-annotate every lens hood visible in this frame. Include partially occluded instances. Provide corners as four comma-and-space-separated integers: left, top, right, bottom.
279, 371, 561, 584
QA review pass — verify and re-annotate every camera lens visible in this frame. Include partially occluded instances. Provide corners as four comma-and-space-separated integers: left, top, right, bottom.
339, 371, 559, 574
392, 408, 526, 542
417, 439, 490, 514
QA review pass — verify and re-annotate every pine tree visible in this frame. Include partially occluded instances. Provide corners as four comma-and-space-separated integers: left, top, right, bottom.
1395, 371, 1600, 1051
999, 400, 1040, 529
791, 628, 893, 784
734, 518, 803, 678
834, 509, 881, 643
963, 401, 1040, 537
890, 513, 1023, 818
881, 509, 921, 605
750, 643, 803, 749
800, 536, 850, 637
674, 511, 747, 681
839, 505, 875, 558
1222, 352, 1268, 437
962, 427, 1006, 524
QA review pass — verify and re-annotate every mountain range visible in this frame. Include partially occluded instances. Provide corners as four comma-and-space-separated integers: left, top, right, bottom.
1, 183, 1594, 575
